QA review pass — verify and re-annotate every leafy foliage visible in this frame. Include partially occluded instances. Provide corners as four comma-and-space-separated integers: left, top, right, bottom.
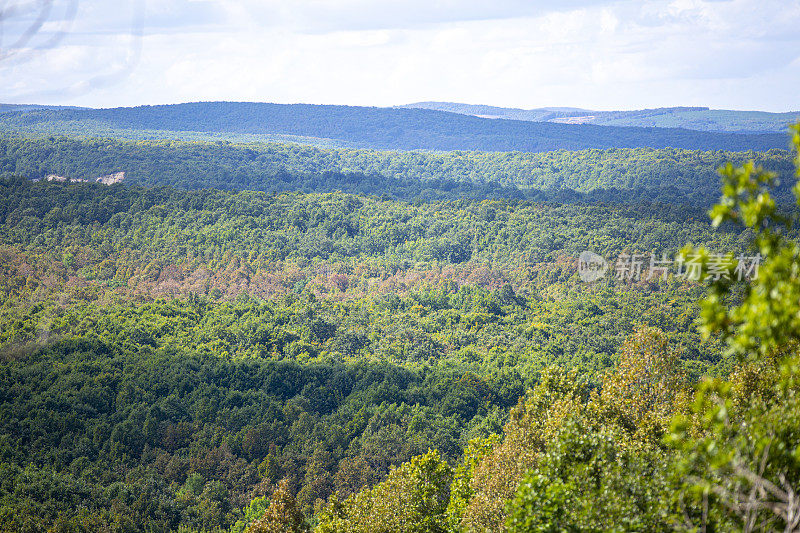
506, 422, 673, 533
666, 124, 800, 532
316, 450, 452, 533
445, 435, 499, 530
246, 479, 308, 533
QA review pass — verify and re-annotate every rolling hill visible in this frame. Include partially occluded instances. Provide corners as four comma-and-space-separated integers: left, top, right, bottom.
0, 101, 788, 153
0, 136, 794, 205
400, 102, 800, 134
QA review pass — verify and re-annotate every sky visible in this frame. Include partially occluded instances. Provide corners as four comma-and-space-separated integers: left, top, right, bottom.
0, 0, 798, 111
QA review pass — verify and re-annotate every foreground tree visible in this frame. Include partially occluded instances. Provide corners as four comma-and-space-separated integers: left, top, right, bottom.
315, 450, 452, 533
669, 125, 800, 531
506, 420, 674, 532
461, 367, 586, 532
246, 479, 308, 533
498, 328, 688, 533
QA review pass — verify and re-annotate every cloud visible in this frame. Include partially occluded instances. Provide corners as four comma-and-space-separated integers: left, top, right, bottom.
208, 0, 623, 33
0, 0, 797, 111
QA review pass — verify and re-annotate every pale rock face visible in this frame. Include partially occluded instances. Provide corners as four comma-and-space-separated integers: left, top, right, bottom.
95, 171, 126, 185
46, 174, 89, 183
41, 172, 125, 184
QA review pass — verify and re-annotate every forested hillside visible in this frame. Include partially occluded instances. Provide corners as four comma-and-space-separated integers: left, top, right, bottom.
0, 116, 797, 532
0, 101, 788, 152
0, 176, 751, 531
0, 136, 795, 204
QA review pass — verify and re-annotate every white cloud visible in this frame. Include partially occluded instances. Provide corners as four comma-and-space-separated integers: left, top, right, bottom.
0, 0, 797, 111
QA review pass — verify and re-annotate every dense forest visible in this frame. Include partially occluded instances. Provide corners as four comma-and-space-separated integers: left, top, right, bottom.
0, 120, 798, 532
0, 102, 788, 153
0, 175, 740, 530
0, 136, 795, 204
0, 137, 792, 530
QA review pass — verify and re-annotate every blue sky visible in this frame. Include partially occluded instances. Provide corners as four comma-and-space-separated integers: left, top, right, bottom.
0, 0, 798, 111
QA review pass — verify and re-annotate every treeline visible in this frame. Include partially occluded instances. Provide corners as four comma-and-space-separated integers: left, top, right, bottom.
0, 101, 788, 152
0, 178, 751, 289
0, 136, 795, 203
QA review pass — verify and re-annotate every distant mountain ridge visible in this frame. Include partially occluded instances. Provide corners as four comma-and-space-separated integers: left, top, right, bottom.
395, 102, 590, 122
401, 101, 800, 133
399, 102, 800, 134
0, 101, 787, 153
0, 103, 87, 114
